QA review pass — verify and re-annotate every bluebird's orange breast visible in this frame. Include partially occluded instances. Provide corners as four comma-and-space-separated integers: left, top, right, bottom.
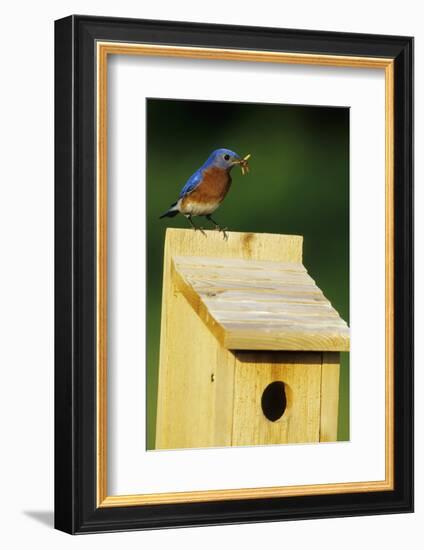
180, 166, 232, 216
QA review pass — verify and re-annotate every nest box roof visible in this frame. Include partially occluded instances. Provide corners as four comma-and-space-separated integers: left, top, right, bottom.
172, 254, 349, 352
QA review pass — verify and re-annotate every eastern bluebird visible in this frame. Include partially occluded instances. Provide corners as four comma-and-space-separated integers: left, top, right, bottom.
159, 148, 249, 240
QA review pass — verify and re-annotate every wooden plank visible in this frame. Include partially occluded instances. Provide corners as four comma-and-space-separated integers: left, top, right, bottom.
198, 289, 330, 304
319, 352, 341, 442
223, 322, 349, 333
232, 352, 322, 445
215, 311, 344, 324
203, 299, 336, 314
189, 279, 323, 295
213, 347, 236, 447
166, 229, 304, 263
156, 273, 235, 449
174, 255, 306, 272
224, 328, 349, 352
176, 266, 314, 283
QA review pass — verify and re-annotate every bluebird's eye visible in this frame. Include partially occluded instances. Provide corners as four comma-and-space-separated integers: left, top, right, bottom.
224, 154, 230, 161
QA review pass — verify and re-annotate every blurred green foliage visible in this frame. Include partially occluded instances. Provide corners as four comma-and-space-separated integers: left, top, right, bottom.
146, 99, 349, 449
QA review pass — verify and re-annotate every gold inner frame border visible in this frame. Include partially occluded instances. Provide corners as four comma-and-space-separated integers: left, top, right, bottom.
96, 42, 394, 508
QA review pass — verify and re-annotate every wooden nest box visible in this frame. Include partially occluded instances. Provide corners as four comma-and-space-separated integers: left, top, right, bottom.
156, 229, 349, 449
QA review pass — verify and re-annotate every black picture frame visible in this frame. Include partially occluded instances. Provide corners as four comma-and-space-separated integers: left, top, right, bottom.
55, 15, 413, 534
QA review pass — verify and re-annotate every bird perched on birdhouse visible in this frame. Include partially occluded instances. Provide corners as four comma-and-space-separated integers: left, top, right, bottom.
160, 148, 250, 240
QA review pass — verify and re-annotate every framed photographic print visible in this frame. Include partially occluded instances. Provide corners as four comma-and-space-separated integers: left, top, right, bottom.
54, 15, 413, 534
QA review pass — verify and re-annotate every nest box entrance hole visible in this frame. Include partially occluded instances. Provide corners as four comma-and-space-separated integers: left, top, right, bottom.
261, 381, 288, 422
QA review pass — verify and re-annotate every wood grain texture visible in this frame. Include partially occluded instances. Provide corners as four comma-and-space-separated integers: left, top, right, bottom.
319, 352, 341, 442
156, 230, 344, 449
232, 352, 322, 446
173, 244, 350, 352
156, 229, 303, 449
156, 287, 234, 449
166, 228, 304, 262
224, 327, 349, 352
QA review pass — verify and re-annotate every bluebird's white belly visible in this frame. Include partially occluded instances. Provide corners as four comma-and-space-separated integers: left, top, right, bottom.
178, 198, 219, 217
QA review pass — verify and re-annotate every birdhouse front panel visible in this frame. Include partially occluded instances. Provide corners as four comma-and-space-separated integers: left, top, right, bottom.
232, 351, 322, 446
155, 229, 349, 450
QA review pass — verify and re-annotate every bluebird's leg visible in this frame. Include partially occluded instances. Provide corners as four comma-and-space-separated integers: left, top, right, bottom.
186, 215, 207, 237
206, 215, 228, 241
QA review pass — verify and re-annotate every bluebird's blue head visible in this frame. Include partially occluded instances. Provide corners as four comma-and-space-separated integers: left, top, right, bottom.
203, 148, 241, 171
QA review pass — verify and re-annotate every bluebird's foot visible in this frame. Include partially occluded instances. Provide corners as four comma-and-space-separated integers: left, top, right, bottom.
186, 215, 207, 237
206, 215, 228, 241
220, 227, 229, 241
213, 225, 228, 241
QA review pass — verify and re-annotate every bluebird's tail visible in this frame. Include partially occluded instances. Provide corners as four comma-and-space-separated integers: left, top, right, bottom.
159, 202, 179, 219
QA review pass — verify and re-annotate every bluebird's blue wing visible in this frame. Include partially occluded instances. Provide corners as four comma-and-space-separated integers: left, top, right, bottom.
178, 169, 203, 198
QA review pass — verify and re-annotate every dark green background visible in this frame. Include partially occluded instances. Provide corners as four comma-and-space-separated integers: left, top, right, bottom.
146, 98, 349, 449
